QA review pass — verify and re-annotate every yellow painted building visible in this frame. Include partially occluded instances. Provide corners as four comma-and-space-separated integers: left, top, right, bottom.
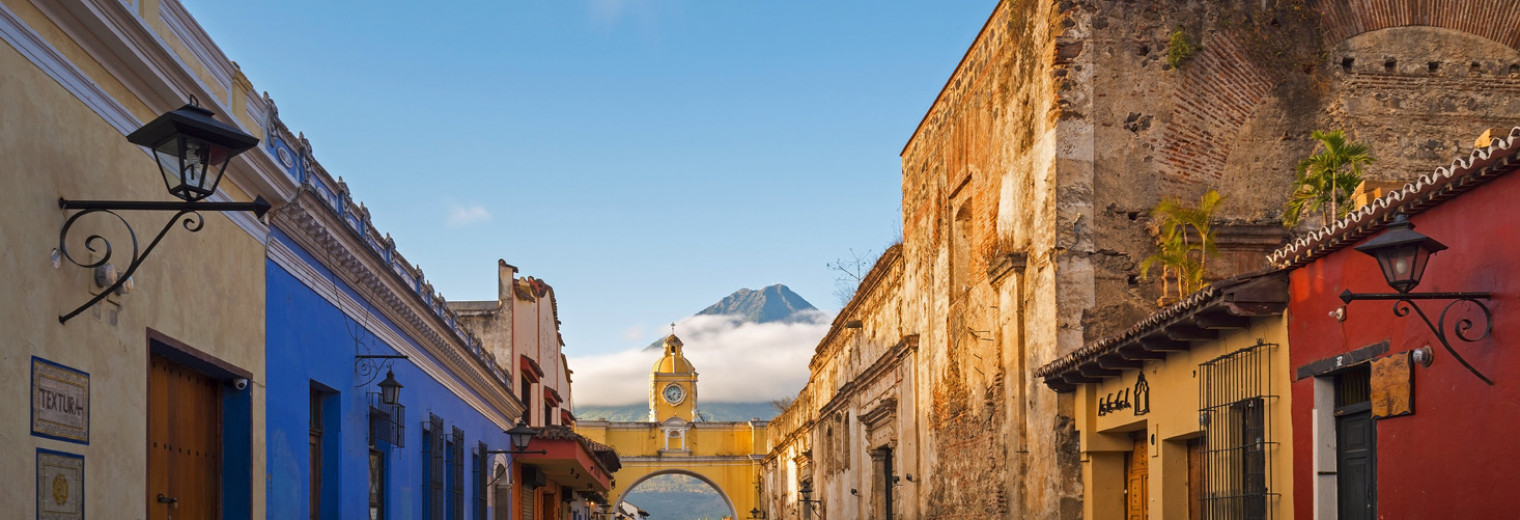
577, 335, 768, 518
1037, 271, 1295, 520
0, 0, 281, 518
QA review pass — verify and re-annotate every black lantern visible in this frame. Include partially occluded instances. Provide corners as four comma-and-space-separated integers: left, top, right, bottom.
56, 98, 268, 323
125, 99, 259, 202
1353, 214, 1447, 293
1339, 212, 1494, 385
750, 507, 763, 519
507, 418, 540, 452
377, 369, 403, 405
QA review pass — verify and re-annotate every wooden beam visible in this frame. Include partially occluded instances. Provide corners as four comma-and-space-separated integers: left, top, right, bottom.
1165, 323, 1217, 342
1096, 355, 1144, 370
1062, 373, 1104, 385
1079, 365, 1122, 378
1043, 378, 1077, 392
1140, 336, 1191, 352
1117, 345, 1167, 361
1193, 311, 1251, 330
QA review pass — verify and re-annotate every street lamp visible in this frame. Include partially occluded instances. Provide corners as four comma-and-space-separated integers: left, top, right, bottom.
1353, 213, 1447, 293
376, 369, 403, 405
57, 97, 269, 323
798, 481, 822, 519
487, 418, 548, 456
1339, 213, 1494, 384
126, 99, 259, 202
749, 507, 764, 519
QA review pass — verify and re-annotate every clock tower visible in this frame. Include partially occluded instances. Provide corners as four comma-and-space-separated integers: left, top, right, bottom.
650, 334, 697, 422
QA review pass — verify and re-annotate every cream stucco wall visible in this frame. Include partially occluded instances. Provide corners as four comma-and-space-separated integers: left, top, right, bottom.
1075, 317, 1294, 520
0, 0, 272, 518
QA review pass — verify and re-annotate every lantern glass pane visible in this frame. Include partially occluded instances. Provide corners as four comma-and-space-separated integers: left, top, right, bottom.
151, 138, 185, 196
1407, 246, 1433, 288
1376, 244, 1421, 292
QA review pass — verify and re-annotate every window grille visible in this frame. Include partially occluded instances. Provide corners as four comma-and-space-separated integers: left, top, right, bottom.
1198, 340, 1278, 520
450, 427, 465, 520
428, 414, 446, 520
473, 442, 487, 520
368, 392, 406, 448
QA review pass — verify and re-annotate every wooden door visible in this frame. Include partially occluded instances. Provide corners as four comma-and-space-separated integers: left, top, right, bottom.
148, 355, 222, 520
1125, 435, 1149, 520
1186, 437, 1205, 520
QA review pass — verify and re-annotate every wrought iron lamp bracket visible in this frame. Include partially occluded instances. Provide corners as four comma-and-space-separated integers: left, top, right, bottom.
355, 354, 408, 387
1339, 289, 1495, 385
56, 197, 271, 323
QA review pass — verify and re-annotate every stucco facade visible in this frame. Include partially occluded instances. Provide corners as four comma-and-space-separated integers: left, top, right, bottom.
0, 1, 277, 518
1271, 127, 1520, 519
1038, 272, 1294, 519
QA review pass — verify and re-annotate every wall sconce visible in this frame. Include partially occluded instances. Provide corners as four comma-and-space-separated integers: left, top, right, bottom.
487, 418, 549, 456
1339, 214, 1494, 385
749, 507, 765, 519
355, 354, 408, 401
798, 481, 822, 518
57, 98, 266, 323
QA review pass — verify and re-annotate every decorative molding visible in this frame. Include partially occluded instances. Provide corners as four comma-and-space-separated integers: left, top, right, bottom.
0, 2, 139, 134
157, 0, 231, 105
269, 237, 519, 430
270, 189, 523, 423
24, 0, 296, 217
4, 0, 282, 240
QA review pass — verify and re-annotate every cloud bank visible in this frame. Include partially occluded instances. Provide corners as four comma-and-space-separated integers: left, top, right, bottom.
569, 311, 832, 406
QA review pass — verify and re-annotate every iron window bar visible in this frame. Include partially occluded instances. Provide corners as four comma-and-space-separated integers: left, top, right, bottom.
1198, 340, 1279, 520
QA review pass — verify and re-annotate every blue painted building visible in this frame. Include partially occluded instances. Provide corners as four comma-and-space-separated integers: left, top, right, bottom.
260, 106, 528, 520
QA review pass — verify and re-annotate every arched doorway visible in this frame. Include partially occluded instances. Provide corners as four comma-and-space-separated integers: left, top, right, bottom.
617, 469, 738, 520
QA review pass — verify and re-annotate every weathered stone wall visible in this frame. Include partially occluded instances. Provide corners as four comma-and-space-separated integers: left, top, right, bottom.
898, 1, 1520, 519
768, 1, 1520, 519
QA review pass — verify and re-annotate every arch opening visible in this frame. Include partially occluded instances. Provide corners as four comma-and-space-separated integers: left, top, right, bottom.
617, 469, 738, 520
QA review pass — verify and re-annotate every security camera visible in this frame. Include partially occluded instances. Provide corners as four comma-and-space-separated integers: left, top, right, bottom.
232, 378, 249, 391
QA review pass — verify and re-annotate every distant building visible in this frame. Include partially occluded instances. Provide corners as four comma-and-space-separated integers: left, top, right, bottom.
577, 334, 768, 519
454, 263, 621, 520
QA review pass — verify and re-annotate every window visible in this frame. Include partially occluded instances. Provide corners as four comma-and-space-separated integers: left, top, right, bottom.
520, 379, 533, 425
450, 427, 465, 520
473, 442, 488, 520
310, 389, 323, 520
369, 449, 385, 520
1198, 342, 1277, 520
425, 414, 445, 520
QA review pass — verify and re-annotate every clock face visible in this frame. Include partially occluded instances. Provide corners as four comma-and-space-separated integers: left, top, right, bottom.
662, 383, 685, 404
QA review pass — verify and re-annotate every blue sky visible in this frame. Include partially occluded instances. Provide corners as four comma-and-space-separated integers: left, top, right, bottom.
184, 0, 994, 362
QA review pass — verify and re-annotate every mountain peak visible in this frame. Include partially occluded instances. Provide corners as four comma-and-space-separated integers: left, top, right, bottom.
696, 284, 816, 324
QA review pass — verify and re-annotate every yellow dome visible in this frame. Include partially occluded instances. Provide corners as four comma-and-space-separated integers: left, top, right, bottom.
652, 334, 695, 373
654, 354, 695, 374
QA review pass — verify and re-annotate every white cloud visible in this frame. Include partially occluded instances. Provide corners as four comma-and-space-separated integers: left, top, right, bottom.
446, 204, 492, 227
568, 312, 833, 406
620, 324, 646, 341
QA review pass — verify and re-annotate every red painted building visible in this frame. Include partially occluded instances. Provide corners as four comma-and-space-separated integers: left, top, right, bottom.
1270, 128, 1520, 519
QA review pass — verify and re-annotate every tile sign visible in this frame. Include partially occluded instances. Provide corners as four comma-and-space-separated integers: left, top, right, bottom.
37, 449, 84, 520
32, 357, 89, 444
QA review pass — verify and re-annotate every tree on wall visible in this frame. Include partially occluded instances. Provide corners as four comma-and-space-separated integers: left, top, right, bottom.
1140, 190, 1223, 305
1284, 130, 1375, 227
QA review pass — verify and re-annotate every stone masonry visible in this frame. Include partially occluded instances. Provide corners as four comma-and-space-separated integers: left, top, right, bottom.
767, 1, 1520, 519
